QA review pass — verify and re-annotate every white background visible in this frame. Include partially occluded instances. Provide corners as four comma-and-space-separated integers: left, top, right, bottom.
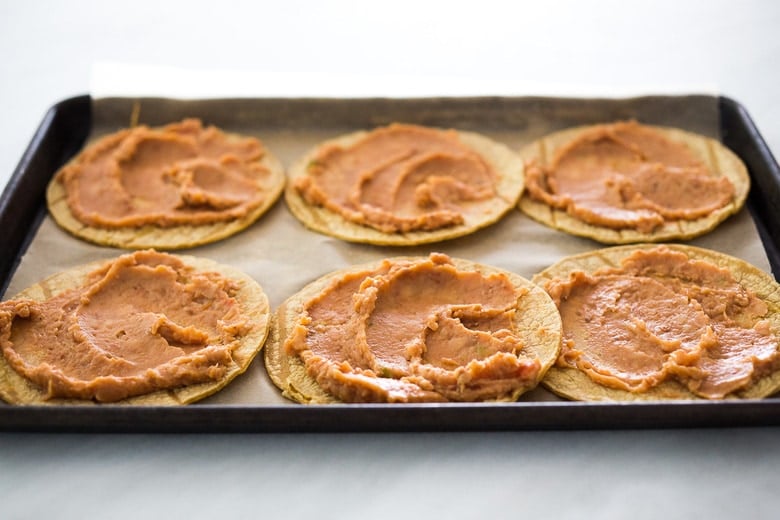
2, 1, 780, 518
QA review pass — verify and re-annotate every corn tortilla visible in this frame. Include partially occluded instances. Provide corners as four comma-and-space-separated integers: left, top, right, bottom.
265, 256, 562, 404
285, 127, 525, 246
533, 244, 780, 401
0, 253, 270, 405
46, 127, 286, 250
518, 124, 750, 243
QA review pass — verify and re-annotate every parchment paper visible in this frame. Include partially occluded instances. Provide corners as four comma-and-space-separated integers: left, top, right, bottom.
3, 96, 772, 405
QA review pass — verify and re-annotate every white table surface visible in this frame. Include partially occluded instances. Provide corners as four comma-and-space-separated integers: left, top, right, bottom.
2, 1, 780, 518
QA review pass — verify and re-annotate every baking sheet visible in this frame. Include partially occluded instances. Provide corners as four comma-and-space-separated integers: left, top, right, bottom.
1, 95, 779, 431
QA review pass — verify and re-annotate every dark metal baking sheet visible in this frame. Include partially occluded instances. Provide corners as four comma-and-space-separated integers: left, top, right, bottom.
1, 94, 779, 432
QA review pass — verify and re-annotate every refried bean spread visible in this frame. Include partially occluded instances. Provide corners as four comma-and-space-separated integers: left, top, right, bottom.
0, 251, 250, 402
294, 124, 498, 233
285, 253, 542, 402
525, 121, 735, 232
57, 118, 272, 228
545, 247, 780, 398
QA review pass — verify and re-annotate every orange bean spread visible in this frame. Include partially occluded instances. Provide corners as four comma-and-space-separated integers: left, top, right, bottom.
0, 251, 250, 402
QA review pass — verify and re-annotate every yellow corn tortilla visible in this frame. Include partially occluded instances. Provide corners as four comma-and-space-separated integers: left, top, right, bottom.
0, 253, 270, 405
533, 244, 780, 401
46, 128, 286, 250
265, 256, 562, 404
285, 126, 525, 246
518, 124, 750, 243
